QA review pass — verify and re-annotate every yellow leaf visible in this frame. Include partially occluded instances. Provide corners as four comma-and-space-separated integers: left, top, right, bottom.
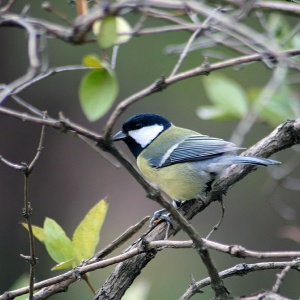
72, 199, 109, 263
82, 54, 103, 68
51, 259, 75, 271
22, 223, 45, 243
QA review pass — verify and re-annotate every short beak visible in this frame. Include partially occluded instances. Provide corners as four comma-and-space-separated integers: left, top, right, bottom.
113, 130, 127, 141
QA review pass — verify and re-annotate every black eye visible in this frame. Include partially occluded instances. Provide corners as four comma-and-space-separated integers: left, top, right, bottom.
135, 123, 142, 129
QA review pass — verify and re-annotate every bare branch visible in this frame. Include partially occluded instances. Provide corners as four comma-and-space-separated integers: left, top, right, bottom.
168, 8, 220, 77
4, 234, 300, 300
28, 117, 46, 172
89, 216, 150, 262
0, 15, 41, 103
230, 62, 288, 146
0, 0, 17, 12
180, 260, 300, 300
272, 262, 294, 294
23, 122, 46, 299
0, 155, 24, 170
13, 65, 89, 95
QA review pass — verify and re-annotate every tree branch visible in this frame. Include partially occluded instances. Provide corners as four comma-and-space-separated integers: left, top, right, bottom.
0, 14, 41, 103
180, 260, 300, 300
2, 234, 300, 300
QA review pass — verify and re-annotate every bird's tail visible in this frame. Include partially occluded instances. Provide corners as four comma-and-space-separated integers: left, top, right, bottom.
230, 156, 281, 166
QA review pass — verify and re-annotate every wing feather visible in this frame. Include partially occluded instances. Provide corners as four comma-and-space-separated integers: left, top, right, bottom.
152, 134, 241, 168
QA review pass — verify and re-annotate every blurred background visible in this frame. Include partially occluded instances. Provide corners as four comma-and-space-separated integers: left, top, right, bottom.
0, 1, 300, 299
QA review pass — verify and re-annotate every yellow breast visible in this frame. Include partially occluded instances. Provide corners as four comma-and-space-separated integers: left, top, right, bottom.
137, 155, 209, 201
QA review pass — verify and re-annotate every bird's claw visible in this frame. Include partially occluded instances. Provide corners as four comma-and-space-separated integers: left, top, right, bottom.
150, 208, 173, 228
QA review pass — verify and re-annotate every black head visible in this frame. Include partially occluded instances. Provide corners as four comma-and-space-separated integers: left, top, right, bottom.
113, 113, 172, 157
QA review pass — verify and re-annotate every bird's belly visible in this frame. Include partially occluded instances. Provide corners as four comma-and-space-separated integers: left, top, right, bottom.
138, 160, 212, 201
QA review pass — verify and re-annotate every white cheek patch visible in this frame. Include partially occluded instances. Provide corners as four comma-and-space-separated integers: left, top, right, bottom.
128, 124, 164, 148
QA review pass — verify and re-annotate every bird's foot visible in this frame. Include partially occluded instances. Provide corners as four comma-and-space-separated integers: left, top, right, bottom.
150, 208, 173, 228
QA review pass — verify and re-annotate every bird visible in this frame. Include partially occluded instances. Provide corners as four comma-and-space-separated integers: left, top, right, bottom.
113, 113, 280, 226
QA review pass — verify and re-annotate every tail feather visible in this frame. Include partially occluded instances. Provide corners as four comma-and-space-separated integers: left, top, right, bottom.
231, 156, 281, 166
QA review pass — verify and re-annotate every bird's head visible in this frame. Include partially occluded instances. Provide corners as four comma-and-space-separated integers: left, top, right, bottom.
113, 113, 171, 157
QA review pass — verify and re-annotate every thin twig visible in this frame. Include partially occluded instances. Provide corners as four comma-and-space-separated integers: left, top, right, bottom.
78, 135, 121, 168
0, 17, 41, 103
0, 156, 24, 170
22, 175, 36, 300
22, 121, 46, 299
271, 262, 294, 293
230, 61, 288, 146
89, 216, 150, 262
12, 65, 89, 95
28, 116, 47, 172
180, 260, 300, 300
111, 45, 119, 70
169, 27, 202, 77
41, 2, 73, 25
0, 0, 16, 12
10, 94, 46, 118
205, 199, 225, 239
281, 22, 300, 47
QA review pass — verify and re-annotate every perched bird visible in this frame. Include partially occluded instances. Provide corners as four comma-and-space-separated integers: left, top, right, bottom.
113, 113, 280, 225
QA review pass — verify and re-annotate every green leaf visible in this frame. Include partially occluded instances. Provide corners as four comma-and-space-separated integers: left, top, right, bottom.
114, 17, 132, 44
79, 68, 118, 122
268, 13, 300, 49
249, 85, 300, 127
44, 218, 75, 264
123, 279, 151, 300
51, 259, 75, 271
82, 54, 103, 68
202, 74, 248, 118
22, 223, 45, 243
93, 17, 132, 48
72, 199, 109, 263
95, 16, 118, 49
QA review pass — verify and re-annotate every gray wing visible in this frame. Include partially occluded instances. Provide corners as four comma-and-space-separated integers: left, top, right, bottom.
149, 135, 241, 168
